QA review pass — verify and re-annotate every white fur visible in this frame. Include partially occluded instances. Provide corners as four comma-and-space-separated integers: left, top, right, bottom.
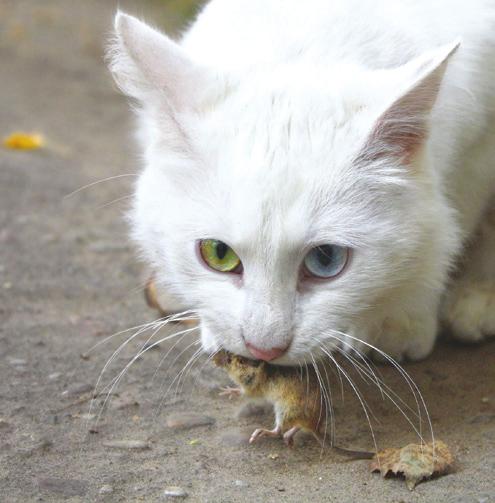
109, 0, 495, 363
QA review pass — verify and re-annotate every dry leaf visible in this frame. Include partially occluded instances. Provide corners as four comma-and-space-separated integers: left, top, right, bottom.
3, 132, 44, 150
370, 440, 454, 490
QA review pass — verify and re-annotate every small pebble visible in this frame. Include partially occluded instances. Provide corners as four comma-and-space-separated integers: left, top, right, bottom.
468, 413, 495, 424
38, 478, 88, 497
18, 437, 52, 457
268, 453, 279, 460
48, 372, 62, 381
481, 397, 489, 403
99, 484, 114, 494
233, 480, 249, 488
79, 413, 96, 420
424, 369, 448, 381
7, 357, 26, 366
0, 418, 11, 430
110, 392, 139, 410
163, 486, 188, 498
166, 413, 215, 431
61, 383, 93, 397
103, 440, 150, 450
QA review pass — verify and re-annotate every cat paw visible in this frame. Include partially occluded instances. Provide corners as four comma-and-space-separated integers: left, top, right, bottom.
367, 313, 437, 363
442, 282, 495, 342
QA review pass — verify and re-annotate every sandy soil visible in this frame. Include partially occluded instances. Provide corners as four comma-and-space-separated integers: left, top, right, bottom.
0, 1, 494, 502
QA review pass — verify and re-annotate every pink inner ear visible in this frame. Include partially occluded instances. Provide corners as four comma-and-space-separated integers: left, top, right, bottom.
356, 43, 458, 167
362, 106, 429, 164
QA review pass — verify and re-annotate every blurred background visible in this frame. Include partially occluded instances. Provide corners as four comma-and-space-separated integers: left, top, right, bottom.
0, 1, 494, 501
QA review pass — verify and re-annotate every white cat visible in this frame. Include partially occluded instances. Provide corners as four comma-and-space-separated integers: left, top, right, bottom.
109, 0, 495, 364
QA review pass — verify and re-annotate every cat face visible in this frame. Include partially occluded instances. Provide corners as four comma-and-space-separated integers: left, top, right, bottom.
110, 13, 458, 363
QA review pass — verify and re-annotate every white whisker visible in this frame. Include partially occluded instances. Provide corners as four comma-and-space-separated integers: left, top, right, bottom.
63, 173, 138, 199
93, 324, 198, 424
318, 343, 379, 455
311, 356, 332, 453
174, 346, 204, 398
95, 193, 133, 210
154, 338, 202, 415
327, 328, 433, 447
89, 311, 197, 419
323, 340, 425, 441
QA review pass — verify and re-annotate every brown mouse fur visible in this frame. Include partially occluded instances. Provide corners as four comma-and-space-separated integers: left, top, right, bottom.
213, 350, 327, 446
213, 350, 374, 458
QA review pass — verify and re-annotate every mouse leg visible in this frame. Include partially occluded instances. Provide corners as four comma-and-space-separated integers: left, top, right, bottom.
218, 386, 242, 399
282, 426, 300, 448
249, 425, 281, 444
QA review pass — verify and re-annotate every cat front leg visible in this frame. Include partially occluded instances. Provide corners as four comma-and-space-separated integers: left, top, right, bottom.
341, 298, 439, 363
443, 282, 495, 341
369, 310, 438, 362
442, 202, 495, 342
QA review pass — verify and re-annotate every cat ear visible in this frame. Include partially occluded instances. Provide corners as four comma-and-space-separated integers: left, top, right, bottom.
359, 41, 460, 164
109, 12, 215, 112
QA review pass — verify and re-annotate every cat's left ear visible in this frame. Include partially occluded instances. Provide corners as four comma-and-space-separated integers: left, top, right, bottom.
359, 40, 460, 164
108, 12, 218, 113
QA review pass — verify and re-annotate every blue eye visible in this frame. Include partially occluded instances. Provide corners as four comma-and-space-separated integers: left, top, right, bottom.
303, 245, 349, 279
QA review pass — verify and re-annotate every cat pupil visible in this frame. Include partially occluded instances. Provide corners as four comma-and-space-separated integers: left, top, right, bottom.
216, 241, 228, 260
317, 246, 333, 267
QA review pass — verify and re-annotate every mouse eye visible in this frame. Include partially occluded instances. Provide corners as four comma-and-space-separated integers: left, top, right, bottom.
199, 239, 243, 273
303, 244, 349, 279
245, 358, 261, 368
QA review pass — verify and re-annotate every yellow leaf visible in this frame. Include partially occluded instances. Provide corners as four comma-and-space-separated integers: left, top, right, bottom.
3, 132, 44, 150
188, 439, 201, 445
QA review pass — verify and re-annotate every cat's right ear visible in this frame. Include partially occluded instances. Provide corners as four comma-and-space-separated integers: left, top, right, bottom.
357, 41, 460, 167
108, 12, 217, 114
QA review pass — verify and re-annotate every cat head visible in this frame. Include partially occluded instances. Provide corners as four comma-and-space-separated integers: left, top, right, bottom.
109, 13, 459, 364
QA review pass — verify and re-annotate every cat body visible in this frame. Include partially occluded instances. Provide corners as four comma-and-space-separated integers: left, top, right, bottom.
110, 0, 495, 363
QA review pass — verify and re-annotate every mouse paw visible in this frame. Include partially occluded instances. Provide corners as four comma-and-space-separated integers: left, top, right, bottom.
282, 427, 300, 448
218, 386, 242, 399
249, 426, 281, 444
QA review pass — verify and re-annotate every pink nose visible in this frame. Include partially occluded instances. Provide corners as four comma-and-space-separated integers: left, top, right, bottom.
246, 342, 287, 361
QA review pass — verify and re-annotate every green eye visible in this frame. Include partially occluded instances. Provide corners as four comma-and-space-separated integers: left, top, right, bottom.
199, 239, 242, 273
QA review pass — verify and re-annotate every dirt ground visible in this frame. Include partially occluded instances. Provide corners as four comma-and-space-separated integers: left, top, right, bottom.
0, 1, 494, 502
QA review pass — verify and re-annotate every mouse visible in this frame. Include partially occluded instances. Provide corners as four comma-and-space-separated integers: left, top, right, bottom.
213, 349, 374, 458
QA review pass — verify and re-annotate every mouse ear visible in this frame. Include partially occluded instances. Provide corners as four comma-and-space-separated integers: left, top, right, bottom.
213, 350, 230, 367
